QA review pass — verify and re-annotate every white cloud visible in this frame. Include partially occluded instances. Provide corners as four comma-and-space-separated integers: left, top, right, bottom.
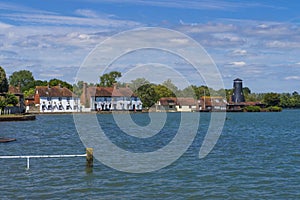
169, 38, 189, 44
228, 61, 247, 67
284, 76, 300, 80
265, 40, 300, 48
0, 21, 12, 29
178, 22, 236, 33
40, 73, 64, 78
1, 13, 140, 27
231, 49, 247, 56
257, 24, 269, 29
95, 0, 277, 11
213, 33, 244, 42
75, 9, 99, 18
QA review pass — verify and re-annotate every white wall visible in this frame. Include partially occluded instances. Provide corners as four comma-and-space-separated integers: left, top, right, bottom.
39, 97, 80, 112
176, 105, 196, 112
91, 96, 142, 111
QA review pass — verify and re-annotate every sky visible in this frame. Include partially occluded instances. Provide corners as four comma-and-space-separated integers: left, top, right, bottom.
0, 0, 300, 93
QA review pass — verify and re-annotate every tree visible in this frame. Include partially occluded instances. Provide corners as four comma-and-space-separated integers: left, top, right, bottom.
263, 92, 281, 107
23, 88, 36, 98
0, 97, 7, 113
180, 86, 196, 98
189, 85, 210, 99
155, 84, 175, 99
99, 71, 122, 87
9, 70, 35, 92
34, 80, 48, 87
73, 80, 84, 96
136, 83, 158, 108
162, 79, 179, 95
5, 93, 18, 106
129, 78, 150, 93
0, 66, 9, 93
49, 79, 73, 90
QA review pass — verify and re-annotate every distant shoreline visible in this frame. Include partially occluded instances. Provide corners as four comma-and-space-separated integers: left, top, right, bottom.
0, 114, 36, 122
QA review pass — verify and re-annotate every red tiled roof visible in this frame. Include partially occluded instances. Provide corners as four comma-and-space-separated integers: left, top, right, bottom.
35, 86, 76, 97
176, 97, 197, 106
159, 97, 197, 106
8, 85, 22, 94
159, 97, 177, 106
87, 86, 136, 97
200, 96, 227, 107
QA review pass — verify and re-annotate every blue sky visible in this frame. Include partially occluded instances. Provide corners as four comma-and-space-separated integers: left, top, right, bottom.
1, 0, 300, 92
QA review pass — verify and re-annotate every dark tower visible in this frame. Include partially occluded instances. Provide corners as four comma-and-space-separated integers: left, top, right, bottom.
231, 78, 245, 103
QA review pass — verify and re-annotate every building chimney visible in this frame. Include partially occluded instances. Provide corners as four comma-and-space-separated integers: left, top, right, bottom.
80, 82, 88, 107
113, 82, 117, 90
231, 78, 245, 103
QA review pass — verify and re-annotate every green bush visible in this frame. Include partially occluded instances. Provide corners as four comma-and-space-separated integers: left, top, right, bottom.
244, 105, 261, 112
266, 106, 282, 112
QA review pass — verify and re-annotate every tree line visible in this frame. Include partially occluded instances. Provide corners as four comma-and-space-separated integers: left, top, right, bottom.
1, 67, 300, 109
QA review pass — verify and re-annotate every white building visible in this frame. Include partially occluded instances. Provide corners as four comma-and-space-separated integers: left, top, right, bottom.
155, 97, 197, 112
81, 84, 142, 111
34, 85, 80, 112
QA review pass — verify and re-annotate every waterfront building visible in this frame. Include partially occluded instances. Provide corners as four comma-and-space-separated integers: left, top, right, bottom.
155, 97, 197, 112
34, 85, 80, 112
199, 96, 227, 111
0, 85, 25, 114
80, 83, 142, 111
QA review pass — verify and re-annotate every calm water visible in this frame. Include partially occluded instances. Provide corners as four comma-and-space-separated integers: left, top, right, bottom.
0, 110, 299, 199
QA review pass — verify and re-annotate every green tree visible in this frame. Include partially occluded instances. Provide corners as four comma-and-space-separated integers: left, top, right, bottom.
34, 80, 48, 87
49, 79, 73, 90
195, 85, 210, 98
225, 89, 233, 102
99, 71, 122, 87
180, 86, 196, 98
0, 97, 7, 113
23, 88, 36, 98
279, 93, 291, 108
73, 80, 84, 96
129, 78, 150, 92
162, 79, 179, 95
5, 93, 18, 106
263, 92, 281, 107
0, 66, 9, 93
9, 70, 35, 92
135, 83, 158, 108
154, 84, 175, 99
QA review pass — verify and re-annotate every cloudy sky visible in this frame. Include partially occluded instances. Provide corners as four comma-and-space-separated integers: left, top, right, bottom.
0, 0, 300, 92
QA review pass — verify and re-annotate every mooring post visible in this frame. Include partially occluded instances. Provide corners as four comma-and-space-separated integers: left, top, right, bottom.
86, 148, 93, 168
26, 157, 30, 170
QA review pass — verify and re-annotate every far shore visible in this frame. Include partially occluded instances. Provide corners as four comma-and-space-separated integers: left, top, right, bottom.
0, 114, 36, 122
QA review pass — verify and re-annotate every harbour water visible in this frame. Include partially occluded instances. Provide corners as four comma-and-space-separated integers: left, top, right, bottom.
0, 110, 299, 199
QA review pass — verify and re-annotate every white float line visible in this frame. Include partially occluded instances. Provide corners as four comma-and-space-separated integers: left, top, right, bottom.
0, 154, 87, 169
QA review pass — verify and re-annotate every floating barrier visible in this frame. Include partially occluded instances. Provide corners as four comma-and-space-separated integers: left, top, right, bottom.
0, 148, 93, 170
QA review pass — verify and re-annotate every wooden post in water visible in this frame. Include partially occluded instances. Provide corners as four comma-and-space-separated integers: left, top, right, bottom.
86, 148, 93, 168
